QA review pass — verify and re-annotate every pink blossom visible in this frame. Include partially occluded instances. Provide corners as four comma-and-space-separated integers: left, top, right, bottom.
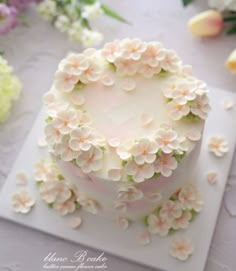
154, 154, 178, 177
0, 4, 18, 35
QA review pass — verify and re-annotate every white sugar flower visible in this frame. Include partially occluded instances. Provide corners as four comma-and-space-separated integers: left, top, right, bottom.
161, 50, 181, 73
53, 198, 76, 215
125, 161, 155, 183
138, 63, 162, 78
80, 29, 103, 48
154, 154, 178, 177
142, 42, 165, 67
76, 146, 103, 173
43, 91, 56, 106
79, 198, 100, 214
79, 60, 101, 83
60, 53, 89, 76
102, 40, 122, 63
46, 100, 69, 118
54, 71, 79, 93
69, 126, 97, 151
108, 168, 122, 181
167, 100, 190, 120
56, 136, 79, 161
208, 136, 229, 157
82, 2, 104, 21
115, 58, 139, 76
45, 123, 62, 146
39, 181, 71, 204
160, 200, 182, 219
54, 15, 70, 33
172, 211, 192, 230
53, 110, 78, 134
118, 183, 143, 201
172, 82, 197, 105
147, 214, 171, 236
12, 190, 35, 214
131, 138, 158, 165
68, 21, 83, 41
121, 38, 146, 61
155, 128, 180, 154
191, 94, 211, 119
34, 160, 59, 182
116, 141, 133, 160
195, 80, 208, 95
179, 184, 203, 212
170, 237, 194, 261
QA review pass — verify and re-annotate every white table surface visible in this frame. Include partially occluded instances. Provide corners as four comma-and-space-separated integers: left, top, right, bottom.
0, 1, 236, 270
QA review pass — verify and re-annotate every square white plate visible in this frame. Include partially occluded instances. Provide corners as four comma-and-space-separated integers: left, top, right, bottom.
0, 87, 235, 271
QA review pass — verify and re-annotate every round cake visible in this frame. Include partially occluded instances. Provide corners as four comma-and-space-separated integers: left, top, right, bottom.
43, 39, 210, 221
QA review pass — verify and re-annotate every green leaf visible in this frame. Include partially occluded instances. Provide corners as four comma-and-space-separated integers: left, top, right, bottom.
47, 202, 54, 209
57, 174, 65, 181
173, 152, 186, 163
79, 0, 96, 4
101, 4, 129, 24
226, 23, 236, 35
159, 69, 169, 77
143, 215, 149, 226
223, 16, 236, 23
182, 0, 193, 6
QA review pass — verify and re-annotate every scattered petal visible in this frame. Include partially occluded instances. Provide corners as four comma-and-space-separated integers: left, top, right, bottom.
16, 172, 28, 185
108, 168, 122, 181
208, 136, 229, 157
138, 231, 151, 246
70, 92, 85, 106
113, 201, 128, 212
37, 136, 47, 147
120, 78, 136, 92
12, 190, 35, 214
222, 99, 234, 111
108, 137, 120, 148
70, 216, 82, 229
145, 192, 162, 202
116, 216, 129, 230
186, 129, 202, 141
207, 172, 218, 185
101, 74, 114, 86
140, 113, 154, 127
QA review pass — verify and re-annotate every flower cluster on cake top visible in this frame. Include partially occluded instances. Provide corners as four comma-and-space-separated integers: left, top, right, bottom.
43, 39, 210, 183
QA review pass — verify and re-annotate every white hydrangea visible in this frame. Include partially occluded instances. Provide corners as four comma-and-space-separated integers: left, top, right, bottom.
38, 0, 57, 21
54, 15, 70, 33
80, 29, 104, 48
82, 2, 104, 21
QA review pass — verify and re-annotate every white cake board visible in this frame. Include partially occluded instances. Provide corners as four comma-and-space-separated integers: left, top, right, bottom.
0, 87, 236, 271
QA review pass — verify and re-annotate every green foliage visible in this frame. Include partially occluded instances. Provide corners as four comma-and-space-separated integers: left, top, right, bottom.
226, 23, 236, 34
182, 0, 193, 7
101, 4, 129, 23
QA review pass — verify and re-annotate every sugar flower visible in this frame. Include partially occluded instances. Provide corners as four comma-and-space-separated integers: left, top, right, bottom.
155, 128, 180, 154
115, 58, 139, 76
121, 38, 146, 61
53, 198, 76, 215
138, 63, 162, 78
208, 136, 229, 157
147, 214, 171, 236
131, 138, 158, 165
82, 2, 104, 21
80, 29, 103, 48
207, 171, 218, 185
76, 146, 103, 173
171, 82, 196, 105
170, 237, 194, 261
0, 3, 18, 35
118, 183, 143, 201
116, 141, 132, 160
161, 50, 181, 73
79, 198, 100, 214
125, 160, 155, 183
60, 53, 89, 76
69, 126, 98, 152
179, 184, 203, 212
160, 200, 182, 219
188, 10, 223, 37
154, 154, 178, 177
39, 180, 71, 204
53, 110, 78, 134
56, 136, 79, 162
34, 160, 59, 182
12, 190, 35, 214
70, 216, 82, 229
172, 211, 192, 230
0, 55, 21, 123
167, 100, 190, 120
44, 123, 63, 146
142, 42, 165, 67
102, 40, 122, 63
79, 60, 101, 84
54, 71, 79, 93
191, 95, 211, 119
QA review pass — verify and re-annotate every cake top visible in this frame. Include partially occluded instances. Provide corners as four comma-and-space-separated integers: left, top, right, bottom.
43, 39, 210, 183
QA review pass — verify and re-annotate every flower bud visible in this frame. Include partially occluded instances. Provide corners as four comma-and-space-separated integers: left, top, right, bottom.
188, 10, 223, 37
225, 49, 236, 74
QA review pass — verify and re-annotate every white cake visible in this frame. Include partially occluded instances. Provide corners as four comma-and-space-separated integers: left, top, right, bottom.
42, 39, 210, 222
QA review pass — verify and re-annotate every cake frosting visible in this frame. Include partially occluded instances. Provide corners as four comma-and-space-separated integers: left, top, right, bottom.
42, 39, 210, 221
